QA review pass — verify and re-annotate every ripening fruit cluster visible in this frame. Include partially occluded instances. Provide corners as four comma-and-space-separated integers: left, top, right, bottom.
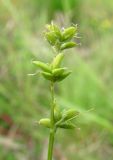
33, 23, 78, 82
39, 108, 79, 130
44, 22, 78, 52
32, 22, 79, 130
33, 53, 71, 82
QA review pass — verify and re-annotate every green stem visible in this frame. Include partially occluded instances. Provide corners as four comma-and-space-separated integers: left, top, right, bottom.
47, 129, 55, 160
47, 81, 55, 160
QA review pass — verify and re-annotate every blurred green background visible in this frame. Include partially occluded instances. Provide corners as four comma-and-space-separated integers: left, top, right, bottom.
0, 0, 113, 160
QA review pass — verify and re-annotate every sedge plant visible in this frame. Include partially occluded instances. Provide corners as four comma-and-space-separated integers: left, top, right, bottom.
32, 22, 79, 160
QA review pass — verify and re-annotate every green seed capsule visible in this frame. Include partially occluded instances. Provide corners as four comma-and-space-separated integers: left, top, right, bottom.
39, 118, 51, 128
52, 24, 62, 39
57, 122, 75, 129
62, 26, 77, 41
54, 107, 62, 123
56, 71, 72, 82
46, 23, 62, 41
51, 53, 64, 69
45, 32, 57, 46
41, 72, 53, 81
60, 42, 76, 50
52, 67, 67, 77
63, 109, 79, 121
33, 61, 51, 73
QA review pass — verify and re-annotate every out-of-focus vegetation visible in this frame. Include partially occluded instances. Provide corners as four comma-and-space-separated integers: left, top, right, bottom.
0, 0, 113, 159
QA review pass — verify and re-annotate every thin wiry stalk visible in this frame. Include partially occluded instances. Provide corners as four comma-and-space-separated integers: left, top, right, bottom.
47, 81, 55, 160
